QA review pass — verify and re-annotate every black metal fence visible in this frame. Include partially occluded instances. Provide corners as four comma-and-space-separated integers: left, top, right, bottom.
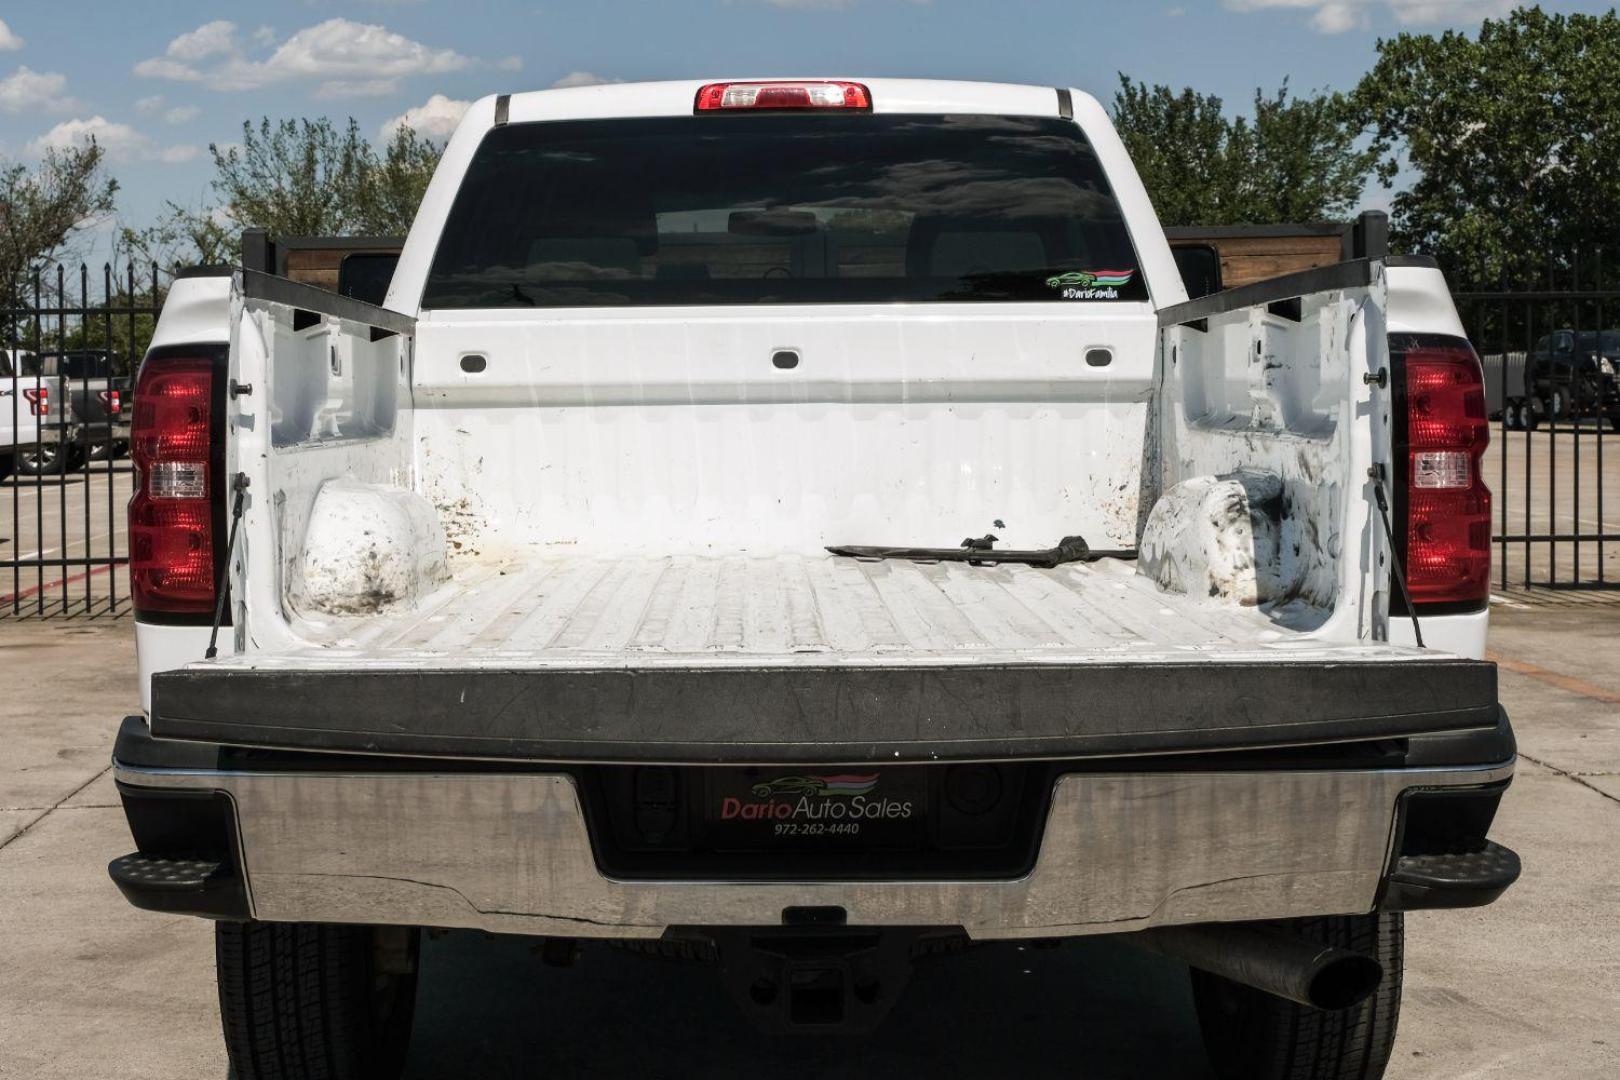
2, 251, 1616, 614
1457, 252, 1620, 592
1, 263, 163, 618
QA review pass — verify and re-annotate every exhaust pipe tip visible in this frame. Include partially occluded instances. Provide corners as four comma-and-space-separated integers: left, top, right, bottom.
1306, 952, 1384, 1011
1131, 923, 1386, 1012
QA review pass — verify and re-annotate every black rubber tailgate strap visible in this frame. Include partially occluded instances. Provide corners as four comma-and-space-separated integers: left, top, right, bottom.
1369, 464, 1425, 649
205, 473, 250, 660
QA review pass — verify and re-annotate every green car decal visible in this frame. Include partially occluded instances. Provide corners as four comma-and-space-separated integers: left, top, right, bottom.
1046, 269, 1135, 290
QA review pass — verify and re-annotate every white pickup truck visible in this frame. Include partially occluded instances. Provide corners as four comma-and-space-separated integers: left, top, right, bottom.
109, 80, 1519, 1080
0, 349, 47, 480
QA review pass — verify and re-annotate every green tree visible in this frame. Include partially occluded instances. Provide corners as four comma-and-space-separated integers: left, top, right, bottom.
119, 201, 234, 273
1111, 76, 1375, 227
1354, 6, 1620, 283
210, 117, 373, 238
1112, 79, 1245, 227
360, 126, 443, 236
0, 142, 118, 309
140, 118, 443, 272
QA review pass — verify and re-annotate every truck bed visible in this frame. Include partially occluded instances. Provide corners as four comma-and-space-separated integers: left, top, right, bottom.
262, 553, 1358, 660
151, 553, 1498, 762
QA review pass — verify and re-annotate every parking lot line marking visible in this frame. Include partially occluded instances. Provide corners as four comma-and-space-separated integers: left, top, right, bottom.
1487, 651, 1620, 705
0, 563, 114, 606
11, 528, 116, 562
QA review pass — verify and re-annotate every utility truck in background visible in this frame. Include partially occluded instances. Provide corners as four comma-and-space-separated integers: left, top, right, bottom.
108, 79, 1519, 1080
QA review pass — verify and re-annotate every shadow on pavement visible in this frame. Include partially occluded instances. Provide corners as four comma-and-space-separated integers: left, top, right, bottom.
404, 932, 1215, 1079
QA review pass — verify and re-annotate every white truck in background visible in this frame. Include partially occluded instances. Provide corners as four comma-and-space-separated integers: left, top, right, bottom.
109, 80, 1517, 1080
0, 349, 46, 481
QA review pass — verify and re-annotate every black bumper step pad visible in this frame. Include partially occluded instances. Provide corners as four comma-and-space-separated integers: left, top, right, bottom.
108, 852, 249, 919
1385, 841, 1522, 910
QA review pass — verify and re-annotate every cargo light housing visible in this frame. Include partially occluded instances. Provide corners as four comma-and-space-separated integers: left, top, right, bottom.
695, 81, 871, 112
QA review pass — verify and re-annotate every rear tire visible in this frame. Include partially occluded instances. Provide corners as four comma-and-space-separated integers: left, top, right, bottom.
216, 921, 420, 1080
1191, 913, 1403, 1080
13, 442, 69, 476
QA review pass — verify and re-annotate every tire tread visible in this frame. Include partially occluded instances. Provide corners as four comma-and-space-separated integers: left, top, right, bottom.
215, 922, 416, 1080
1193, 913, 1403, 1080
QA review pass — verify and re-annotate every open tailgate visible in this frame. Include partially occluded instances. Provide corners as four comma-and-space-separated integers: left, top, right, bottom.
149, 555, 1497, 764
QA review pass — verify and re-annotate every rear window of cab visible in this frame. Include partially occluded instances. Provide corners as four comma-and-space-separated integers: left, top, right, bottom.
421, 114, 1147, 308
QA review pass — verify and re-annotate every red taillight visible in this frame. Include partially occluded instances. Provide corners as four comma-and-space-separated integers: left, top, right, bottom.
1403, 343, 1490, 606
98, 389, 122, 415
695, 81, 871, 112
129, 358, 216, 616
22, 386, 47, 416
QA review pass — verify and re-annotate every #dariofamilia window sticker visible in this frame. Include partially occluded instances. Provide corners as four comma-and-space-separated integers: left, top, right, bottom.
1046, 268, 1136, 300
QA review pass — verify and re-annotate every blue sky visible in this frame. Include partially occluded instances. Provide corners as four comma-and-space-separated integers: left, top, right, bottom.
0, 0, 1610, 249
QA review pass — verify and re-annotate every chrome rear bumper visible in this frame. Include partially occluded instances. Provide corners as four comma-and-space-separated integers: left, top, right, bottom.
114, 759, 1514, 939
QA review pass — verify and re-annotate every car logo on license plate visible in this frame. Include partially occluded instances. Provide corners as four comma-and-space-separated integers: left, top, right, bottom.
749, 773, 879, 799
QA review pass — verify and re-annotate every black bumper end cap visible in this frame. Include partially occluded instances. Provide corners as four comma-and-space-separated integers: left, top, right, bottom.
108, 852, 249, 920
1384, 840, 1522, 911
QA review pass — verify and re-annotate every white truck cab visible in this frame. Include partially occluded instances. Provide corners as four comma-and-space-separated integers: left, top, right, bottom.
110, 80, 1515, 1080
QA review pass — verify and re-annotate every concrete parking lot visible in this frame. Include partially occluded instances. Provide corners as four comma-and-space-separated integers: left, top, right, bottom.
0, 604, 1616, 1079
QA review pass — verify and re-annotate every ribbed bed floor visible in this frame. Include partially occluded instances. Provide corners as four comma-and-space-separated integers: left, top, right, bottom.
246, 552, 1424, 670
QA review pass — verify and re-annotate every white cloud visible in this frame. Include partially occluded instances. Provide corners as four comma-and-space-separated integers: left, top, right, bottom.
380, 93, 470, 141
134, 18, 472, 96
164, 105, 201, 125
0, 18, 22, 51
1223, 0, 1516, 32
132, 57, 203, 83
496, 56, 524, 72
27, 116, 196, 166
0, 67, 78, 114
550, 71, 618, 89
166, 19, 238, 61
1385, 0, 1516, 22
261, 19, 470, 85
135, 95, 166, 116
1311, 2, 1364, 32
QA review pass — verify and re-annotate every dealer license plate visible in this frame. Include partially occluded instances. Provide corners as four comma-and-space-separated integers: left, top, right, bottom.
703, 767, 929, 851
